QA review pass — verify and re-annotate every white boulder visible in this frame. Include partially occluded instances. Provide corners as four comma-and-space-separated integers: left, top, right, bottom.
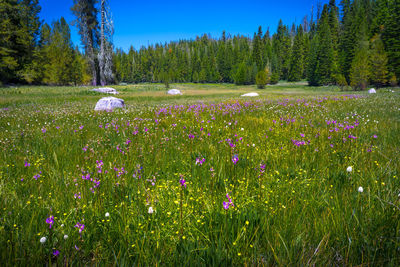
94, 97, 125, 111
167, 89, 182, 95
241, 92, 259, 97
368, 88, 376, 94
92, 87, 119, 95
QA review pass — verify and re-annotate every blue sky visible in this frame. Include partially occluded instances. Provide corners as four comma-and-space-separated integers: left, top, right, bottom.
39, 0, 328, 51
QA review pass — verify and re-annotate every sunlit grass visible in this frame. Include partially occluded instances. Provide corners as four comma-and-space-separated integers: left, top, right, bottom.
0, 83, 399, 265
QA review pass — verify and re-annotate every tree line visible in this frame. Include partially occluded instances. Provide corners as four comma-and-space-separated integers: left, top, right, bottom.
1, 0, 399, 89
0, 0, 112, 86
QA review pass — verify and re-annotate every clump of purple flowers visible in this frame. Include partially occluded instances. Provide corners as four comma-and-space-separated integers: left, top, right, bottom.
195, 158, 205, 166
24, 161, 30, 167
223, 194, 234, 210
179, 178, 187, 188
46, 216, 54, 229
33, 172, 41, 180
232, 154, 239, 165
75, 222, 85, 234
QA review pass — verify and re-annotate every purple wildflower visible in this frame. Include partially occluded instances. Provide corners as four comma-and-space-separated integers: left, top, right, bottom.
195, 158, 206, 166
232, 154, 239, 165
75, 222, 85, 234
223, 194, 234, 210
223, 201, 230, 210
53, 250, 60, 256
179, 178, 186, 188
46, 216, 54, 229
24, 161, 30, 167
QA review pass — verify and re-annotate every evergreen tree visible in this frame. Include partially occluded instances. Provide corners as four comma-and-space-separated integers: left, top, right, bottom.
43, 17, 75, 85
350, 40, 370, 90
256, 70, 267, 89
380, 0, 400, 78
252, 26, 263, 71
71, 0, 99, 85
0, 0, 41, 83
234, 62, 247, 85
369, 34, 388, 88
288, 25, 304, 82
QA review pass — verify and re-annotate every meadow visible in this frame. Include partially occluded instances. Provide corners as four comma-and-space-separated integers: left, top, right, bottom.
0, 83, 399, 265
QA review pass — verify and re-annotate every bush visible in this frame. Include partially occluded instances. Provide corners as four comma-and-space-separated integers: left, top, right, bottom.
389, 73, 398, 87
270, 73, 279, 85
335, 74, 348, 91
255, 70, 267, 89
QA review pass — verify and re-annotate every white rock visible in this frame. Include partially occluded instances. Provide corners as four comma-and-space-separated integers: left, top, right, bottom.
92, 87, 119, 95
368, 88, 376, 94
167, 89, 182, 95
241, 92, 259, 97
94, 97, 125, 111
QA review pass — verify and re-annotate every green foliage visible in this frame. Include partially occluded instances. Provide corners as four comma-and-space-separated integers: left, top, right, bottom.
335, 73, 348, 91
233, 62, 247, 85
307, 5, 336, 86
369, 34, 388, 88
389, 73, 397, 87
255, 70, 267, 89
0, 0, 41, 83
288, 25, 304, 82
270, 72, 279, 84
350, 42, 370, 90
379, 0, 400, 78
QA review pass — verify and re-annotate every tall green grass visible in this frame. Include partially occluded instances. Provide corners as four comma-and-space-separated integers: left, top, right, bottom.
0, 85, 399, 265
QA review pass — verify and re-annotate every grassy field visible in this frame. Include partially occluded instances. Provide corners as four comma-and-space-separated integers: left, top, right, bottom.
0, 83, 399, 265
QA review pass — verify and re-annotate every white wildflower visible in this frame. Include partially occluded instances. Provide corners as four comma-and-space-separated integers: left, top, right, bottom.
148, 206, 154, 214
64, 235, 68, 240
105, 212, 110, 217
40, 237, 47, 244
347, 166, 353, 173
358, 186, 363, 193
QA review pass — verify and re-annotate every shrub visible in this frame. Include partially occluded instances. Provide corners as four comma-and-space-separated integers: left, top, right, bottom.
389, 73, 398, 87
255, 70, 267, 89
270, 73, 279, 85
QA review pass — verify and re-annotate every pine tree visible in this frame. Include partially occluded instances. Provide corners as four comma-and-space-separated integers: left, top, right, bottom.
252, 26, 263, 71
234, 62, 247, 85
288, 25, 304, 82
381, 0, 400, 78
350, 40, 370, 90
317, 5, 335, 85
307, 35, 321, 85
369, 34, 388, 88
71, 0, 99, 85
43, 17, 75, 85
0, 0, 41, 83
272, 20, 292, 80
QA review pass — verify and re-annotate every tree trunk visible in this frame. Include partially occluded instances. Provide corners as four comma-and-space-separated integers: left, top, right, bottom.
99, 0, 106, 86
